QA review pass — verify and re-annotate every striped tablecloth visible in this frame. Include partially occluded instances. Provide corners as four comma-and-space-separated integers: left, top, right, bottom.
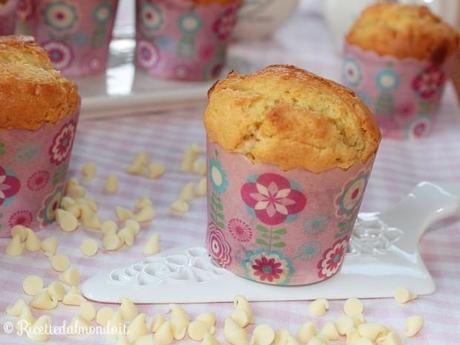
1, 3, 460, 345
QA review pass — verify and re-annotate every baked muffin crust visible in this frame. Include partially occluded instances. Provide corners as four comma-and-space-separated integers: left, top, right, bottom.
204, 65, 381, 173
346, 4, 459, 64
0, 36, 79, 130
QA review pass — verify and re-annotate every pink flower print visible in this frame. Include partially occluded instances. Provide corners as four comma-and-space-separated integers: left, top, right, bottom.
397, 102, 416, 119
8, 210, 33, 228
207, 222, 232, 268
241, 173, 306, 226
227, 218, 252, 243
0, 166, 20, 206
27, 171, 50, 191
49, 120, 76, 165
212, 6, 238, 41
317, 237, 349, 278
412, 65, 445, 99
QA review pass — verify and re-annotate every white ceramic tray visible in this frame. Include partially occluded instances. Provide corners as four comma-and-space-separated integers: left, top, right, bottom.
75, 38, 253, 119
81, 181, 460, 303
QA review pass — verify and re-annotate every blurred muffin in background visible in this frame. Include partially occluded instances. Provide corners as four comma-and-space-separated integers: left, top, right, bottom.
0, 0, 19, 35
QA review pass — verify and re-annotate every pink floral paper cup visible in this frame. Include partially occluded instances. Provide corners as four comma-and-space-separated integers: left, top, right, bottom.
206, 140, 376, 286
0, 0, 19, 35
23, 0, 119, 77
342, 44, 454, 139
0, 111, 79, 237
135, 0, 241, 81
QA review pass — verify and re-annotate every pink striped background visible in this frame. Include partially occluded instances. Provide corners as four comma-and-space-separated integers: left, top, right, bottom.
1, 2, 460, 344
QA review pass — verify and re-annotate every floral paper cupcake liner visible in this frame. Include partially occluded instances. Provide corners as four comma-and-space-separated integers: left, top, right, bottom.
205, 140, 376, 286
0, 0, 19, 35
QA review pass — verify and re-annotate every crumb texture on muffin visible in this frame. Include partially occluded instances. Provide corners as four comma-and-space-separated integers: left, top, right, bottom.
346, 4, 459, 64
0, 36, 79, 130
204, 65, 381, 173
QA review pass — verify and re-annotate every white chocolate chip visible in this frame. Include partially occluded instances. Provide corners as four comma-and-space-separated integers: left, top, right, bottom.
103, 234, 123, 251
107, 311, 124, 331
82, 162, 97, 181
118, 335, 132, 345
50, 254, 70, 272
170, 304, 190, 340
251, 324, 275, 345
352, 338, 373, 345
404, 315, 424, 337
101, 220, 118, 235
127, 162, 145, 176
133, 152, 150, 165
104, 172, 119, 194
17, 304, 35, 327
344, 298, 364, 316
352, 314, 366, 327
154, 320, 174, 345
81, 238, 98, 256
81, 206, 101, 230
6, 235, 24, 256
47, 281, 66, 302
394, 287, 416, 304
134, 206, 155, 223
59, 267, 81, 286
193, 158, 206, 176
96, 307, 114, 326
62, 286, 86, 306
11, 225, 28, 241
147, 162, 166, 179
135, 196, 153, 210
56, 209, 79, 232
346, 328, 361, 345
67, 315, 90, 335
170, 200, 189, 215
80, 302, 97, 322
143, 234, 160, 255
202, 333, 220, 345
61, 196, 76, 209
234, 295, 253, 323
358, 323, 388, 342
320, 321, 340, 341
231, 308, 251, 328
41, 236, 58, 256
179, 182, 195, 202
196, 312, 216, 328
335, 315, 355, 336
6, 298, 28, 316
224, 318, 248, 345
127, 313, 148, 342
67, 205, 82, 219
23, 275, 44, 296
307, 336, 329, 345
194, 177, 207, 197
120, 297, 138, 321
66, 182, 87, 199
274, 329, 299, 345
119, 227, 136, 246
27, 315, 51, 342
298, 322, 317, 343
151, 314, 166, 333
126, 219, 141, 234
136, 335, 155, 345
188, 320, 209, 341
181, 144, 200, 172
309, 299, 329, 317
30, 291, 58, 310
116, 206, 135, 221
24, 228, 41, 252
78, 197, 98, 212
376, 332, 402, 345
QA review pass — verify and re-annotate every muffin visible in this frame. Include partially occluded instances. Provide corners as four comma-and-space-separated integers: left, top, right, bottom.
135, 0, 242, 81
343, 4, 459, 139
0, 36, 80, 236
204, 65, 380, 285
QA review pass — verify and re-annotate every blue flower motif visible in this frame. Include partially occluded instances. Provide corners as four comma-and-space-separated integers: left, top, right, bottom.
336, 171, 369, 216
140, 2, 163, 32
375, 68, 400, 92
43, 1, 79, 32
406, 116, 431, 140
16, 144, 41, 162
178, 12, 202, 34
209, 158, 228, 193
304, 215, 330, 235
295, 241, 322, 261
73, 31, 86, 46
342, 57, 362, 87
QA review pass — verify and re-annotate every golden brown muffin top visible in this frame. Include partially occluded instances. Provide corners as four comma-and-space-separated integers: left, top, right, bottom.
204, 65, 381, 173
346, 4, 459, 64
0, 36, 80, 130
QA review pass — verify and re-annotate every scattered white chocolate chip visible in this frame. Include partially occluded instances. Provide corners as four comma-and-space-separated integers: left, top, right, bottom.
116, 206, 135, 221
118, 335, 132, 345
181, 144, 200, 172
194, 177, 207, 197
376, 331, 402, 345
179, 182, 195, 202
50, 254, 70, 272
298, 322, 317, 343
61, 196, 76, 209
193, 158, 206, 176
135, 196, 153, 210
344, 298, 364, 316
231, 308, 251, 328
136, 334, 155, 345
120, 297, 138, 321
352, 338, 373, 345
170, 304, 190, 340
24, 228, 41, 252
134, 206, 155, 223
394, 287, 416, 304
67, 315, 90, 335
404, 315, 424, 337
346, 328, 361, 345
23, 275, 44, 296
82, 162, 97, 181
151, 314, 166, 333
30, 291, 58, 310
224, 318, 248, 345
60, 267, 81, 286
147, 162, 166, 179
202, 333, 220, 345
143, 234, 160, 255
81, 207, 101, 230
104, 172, 119, 194
127, 162, 145, 176
27, 315, 51, 342
6, 235, 24, 256
11, 225, 28, 241
320, 321, 340, 341
307, 336, 329, 345
196, 312, 216, 328
41, 236, 58, 256
17, 304, 35, 327
126, 219, 141, 235
103, 233, 123, 251
107, 311, 124, 333
62, 286, 86, 306
96, 307, 114, 326
309, 299, 329, 317
101, 220, 118, 235
6, 298, 28, 316
274, 329, 298, 345
66, 181, 87, 199
127, 313, 148, 343
78, 197, 98, 212
133, 152, 150, 165
67, 205, 82, 219
352, 313, 366, 327
81, 238, 98, 256
335, 315, 355, 336
170, 200, 189, 215
251, 324, 275, 345
154, 320, 174, 345
56, 209, 79, 232
234, 295, 253, 323
47, 281, 66, 302
188, 320, 209, 341
358, 323, 388, 342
